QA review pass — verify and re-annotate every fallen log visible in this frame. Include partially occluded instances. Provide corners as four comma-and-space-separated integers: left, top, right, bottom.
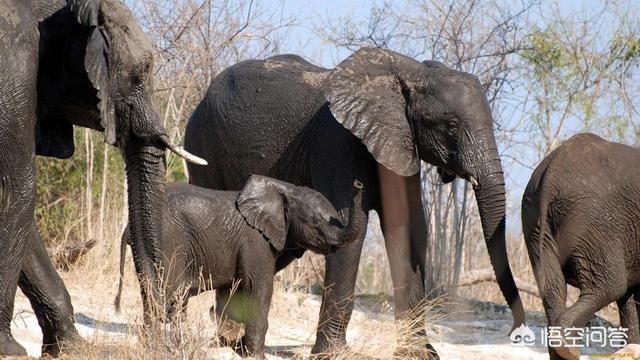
47, 239, 97, 271
457, 268, 540, 297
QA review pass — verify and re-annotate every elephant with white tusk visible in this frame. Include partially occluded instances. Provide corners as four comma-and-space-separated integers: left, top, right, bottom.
0, 0, 205, 355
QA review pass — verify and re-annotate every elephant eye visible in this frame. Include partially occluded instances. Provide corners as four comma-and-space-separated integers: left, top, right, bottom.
131, 62, 152, 86
131, 73, 142, 86
445, 118, 459, 134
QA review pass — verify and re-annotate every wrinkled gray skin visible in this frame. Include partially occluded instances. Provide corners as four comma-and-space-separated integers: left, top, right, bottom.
184, 48, 524, 358
522, 133, 640, 360
115, 176, 365, 359
0, 0, 203, 356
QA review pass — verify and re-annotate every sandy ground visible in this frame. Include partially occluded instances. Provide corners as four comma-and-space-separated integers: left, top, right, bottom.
9, 271, 635, 359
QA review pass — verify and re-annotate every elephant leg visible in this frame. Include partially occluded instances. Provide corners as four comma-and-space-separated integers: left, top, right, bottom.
0, 3, 38, 354
535, 247, 567, 359
18, 222, 80, 356
237, 274, 273, 360
553, 291, 619, 360
311, 224, 367, 357
537, 261, 567, 327
553, 240, 625, 360
0, 90, 33, 356
377, 166, 437, 359
0, 166, 30, 356
213, 250, 302, 350
0, 221, 27, 356
618, 291, 640, 344
213, 286, 245, 347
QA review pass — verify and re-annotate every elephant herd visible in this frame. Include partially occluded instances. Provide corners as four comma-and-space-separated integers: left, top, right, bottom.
0, 1, 637, 359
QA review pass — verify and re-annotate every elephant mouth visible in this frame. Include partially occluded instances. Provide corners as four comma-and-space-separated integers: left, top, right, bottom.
437, 167, 479, 189
437, 167, 457, 184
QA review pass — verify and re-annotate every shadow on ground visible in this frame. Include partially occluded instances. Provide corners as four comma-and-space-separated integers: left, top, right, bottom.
75, 313, 131, 334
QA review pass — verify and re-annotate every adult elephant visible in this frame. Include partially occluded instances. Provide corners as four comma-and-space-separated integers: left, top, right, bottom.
184, 49, 524, 358
0, 0, 204, 356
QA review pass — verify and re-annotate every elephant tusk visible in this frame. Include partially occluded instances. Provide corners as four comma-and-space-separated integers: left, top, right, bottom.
159, 136, 208, 166
169, 145, 209, 166
469, 176, 479, 188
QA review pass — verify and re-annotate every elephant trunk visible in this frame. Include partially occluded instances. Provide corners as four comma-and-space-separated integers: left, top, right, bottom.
324, 180, 366, 247
123, 139, 166, 322
473, 149, 525, 331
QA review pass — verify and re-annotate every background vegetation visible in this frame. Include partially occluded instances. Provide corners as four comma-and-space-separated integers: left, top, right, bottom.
35, 0, 640, 312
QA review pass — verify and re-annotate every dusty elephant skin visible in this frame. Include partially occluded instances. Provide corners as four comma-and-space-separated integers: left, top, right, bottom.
522, 133, 640, 360
115, 177, 365, 359
184, 48, 524, 358
0, 0, 204, 356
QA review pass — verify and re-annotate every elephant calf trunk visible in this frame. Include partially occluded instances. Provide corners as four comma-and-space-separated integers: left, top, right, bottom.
342, 180, 366, 244
325, 180, 366, 247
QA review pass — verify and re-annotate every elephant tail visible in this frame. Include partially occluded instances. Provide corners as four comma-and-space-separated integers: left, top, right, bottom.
114, 227, 129, 313
535, 194, 557, 298
523, 159, 557, 301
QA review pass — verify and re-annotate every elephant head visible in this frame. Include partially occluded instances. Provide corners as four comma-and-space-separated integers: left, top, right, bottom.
325, 47, 524, 329
236, 176, 365, 255
34, 0, 205, 316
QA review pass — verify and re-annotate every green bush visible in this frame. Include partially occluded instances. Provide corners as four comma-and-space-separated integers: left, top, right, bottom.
35, 129, 125, 246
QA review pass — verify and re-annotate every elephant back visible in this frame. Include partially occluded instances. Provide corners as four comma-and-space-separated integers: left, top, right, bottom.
185, 55, 329, 191
525, 133, 640, 229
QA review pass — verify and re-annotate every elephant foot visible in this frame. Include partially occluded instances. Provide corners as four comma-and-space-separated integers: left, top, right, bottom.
553, 344, 580, 360
0, 332, 27, 357
394, 342, 439, 360
394, 327, 439, 360
231, 337, 265, 360
309, 337, 348, 359
215, 317, 245, 348
308, 346, 353, 360
548, 327, 582, 360
42, 323, 83, 357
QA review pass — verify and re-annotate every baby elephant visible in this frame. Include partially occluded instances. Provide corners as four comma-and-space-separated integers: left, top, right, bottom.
522, 133, 640, 360
115, 175, 365, 358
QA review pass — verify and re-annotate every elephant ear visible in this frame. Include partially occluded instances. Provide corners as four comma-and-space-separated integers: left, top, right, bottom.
325, 48, 420, 177
32, 0, 68, 22
236, 175, 289, 251
35, 117, 75, 159
68, 0, 117, 145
